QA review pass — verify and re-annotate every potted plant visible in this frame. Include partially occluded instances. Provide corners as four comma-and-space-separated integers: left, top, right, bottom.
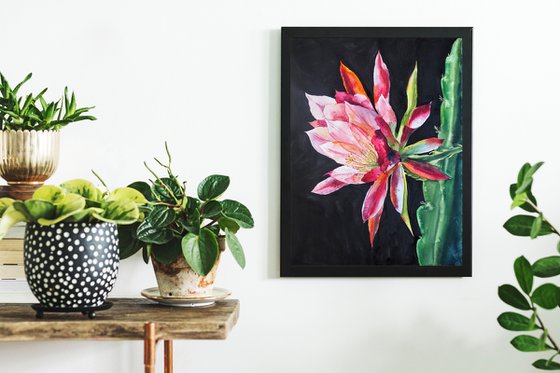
120, 144, 254, 297
499, 162, 560, 370
0, 72, 96, 187
0, 178, 145, 310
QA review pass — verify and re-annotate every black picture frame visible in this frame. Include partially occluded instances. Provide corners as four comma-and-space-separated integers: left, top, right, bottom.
281, 27, 472, 277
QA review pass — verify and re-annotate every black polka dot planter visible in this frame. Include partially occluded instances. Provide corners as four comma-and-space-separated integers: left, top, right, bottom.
23, 221, 120, 309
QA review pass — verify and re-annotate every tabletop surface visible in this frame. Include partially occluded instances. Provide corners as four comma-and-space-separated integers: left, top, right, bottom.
0, 298, 240, 341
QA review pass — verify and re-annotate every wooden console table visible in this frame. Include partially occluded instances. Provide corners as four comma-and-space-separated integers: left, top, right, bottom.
0, 298, 240, 373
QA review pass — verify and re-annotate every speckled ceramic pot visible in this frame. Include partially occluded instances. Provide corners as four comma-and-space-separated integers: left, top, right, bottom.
152, 237, 225, 297
23, 222, 119, 308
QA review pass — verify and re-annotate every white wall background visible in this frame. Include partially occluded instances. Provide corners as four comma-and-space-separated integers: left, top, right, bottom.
0, 0, 559, 372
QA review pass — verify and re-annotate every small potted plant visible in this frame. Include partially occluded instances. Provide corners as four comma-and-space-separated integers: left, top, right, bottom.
120, 144, 254, 297
0, 178, 145, 310
0, 72, 96, 187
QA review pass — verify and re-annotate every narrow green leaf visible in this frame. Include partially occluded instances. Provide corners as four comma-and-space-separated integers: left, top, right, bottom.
511, 335, 552, 352
225, 228, 246, 269
511, 192, 528, 209
514, 256, 533, 294
533, 359, 560, 370
531, 214, 544, 239
498, 284, 531, 310
504, 215, 555, 237
516, 162, 544, 194
533, 257, 560, 278
532, 284, 560, 310
497, 312, 538, 331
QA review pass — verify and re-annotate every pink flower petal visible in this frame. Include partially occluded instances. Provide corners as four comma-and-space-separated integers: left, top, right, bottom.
340, 62, 367, 96
329, 166, 365, 184
402, 160, 450, 181
362, 167, 382, 183
305, 127, 333, 157
311, 176, 347, 195
335, 91, 373, 110
374, 95, 397, 128
323, 103, 348, 122
403, 137, 444, 155
344, 102, 378, 137
401, 102, 432, 144
390, 164, 405, 214
373, 52, 390, 105
319, 141, 360, 165
309, 120, 327, 128
325, 120, 359, 145
361, 172, 390, 222
368, 210, 383, 247
306, 94, 336, 120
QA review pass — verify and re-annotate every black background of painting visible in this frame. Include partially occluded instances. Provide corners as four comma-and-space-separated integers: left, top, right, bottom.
287, 36, 456, 266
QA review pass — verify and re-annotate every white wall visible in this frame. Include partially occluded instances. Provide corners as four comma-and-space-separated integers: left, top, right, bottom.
1, 0, 559, 372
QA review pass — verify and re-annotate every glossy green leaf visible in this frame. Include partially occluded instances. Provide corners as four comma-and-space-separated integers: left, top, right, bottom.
531, 214, 544, 239
37, 193, 86, 225
498, 284, 531, 310
516, 162, 544, 194
218, 217, 240, 234
509, 183, 537, 213
93, 199, 139, 225
511, 335, 552, 352
532, 284, 560, 310
181, 228, 219, 276
504, 215, 555, 237
197, 175, 230, 201
201, 200, 222, 218
511, 192, 528, 209
514, 256, 533, 294
118, 223, 144, 260
533, 359, 560, 370
146, 205, 175, 228
136, 220, 174, 244
221, 199, 254, 229
225, 228, 246, 269
533, 257, 560, 278
23, 200, 55, 220
152, 177, 182, 203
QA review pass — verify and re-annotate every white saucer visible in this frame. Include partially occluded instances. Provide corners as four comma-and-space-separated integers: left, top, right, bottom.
140, 287, 231, 307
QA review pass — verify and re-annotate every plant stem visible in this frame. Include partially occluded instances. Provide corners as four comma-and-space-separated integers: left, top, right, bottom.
91, 169, 110, 193
202, 218, 218, 229
534, 308, 560, 352
526, 200, 560, 236
144, 161, 180, 205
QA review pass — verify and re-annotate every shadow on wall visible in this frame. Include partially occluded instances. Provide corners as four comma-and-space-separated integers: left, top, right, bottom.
267, 29, 281, 279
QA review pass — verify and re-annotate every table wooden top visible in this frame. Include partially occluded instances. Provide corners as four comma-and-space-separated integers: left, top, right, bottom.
0, 298, 240, 341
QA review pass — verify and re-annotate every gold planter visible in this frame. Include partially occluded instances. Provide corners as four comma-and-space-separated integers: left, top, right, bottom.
0, 130, 60, 185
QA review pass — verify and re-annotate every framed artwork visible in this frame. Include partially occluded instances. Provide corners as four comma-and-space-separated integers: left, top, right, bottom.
281, 27, 472, 277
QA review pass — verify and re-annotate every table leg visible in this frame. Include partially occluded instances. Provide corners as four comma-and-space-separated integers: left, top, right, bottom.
164, 340, 173, 373
144, 322, 156, 373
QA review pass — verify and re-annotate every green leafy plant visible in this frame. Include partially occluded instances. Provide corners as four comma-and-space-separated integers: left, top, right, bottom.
119, 143, 254, 276
0, 178, 146, 239
0, 72, 96, 131
500, 162, 560, 370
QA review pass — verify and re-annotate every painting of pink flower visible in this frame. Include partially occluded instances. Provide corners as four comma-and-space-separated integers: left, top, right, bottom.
305, 52, 454, 247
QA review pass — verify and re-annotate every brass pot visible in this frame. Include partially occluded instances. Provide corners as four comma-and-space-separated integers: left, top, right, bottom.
0, 130, 60, 185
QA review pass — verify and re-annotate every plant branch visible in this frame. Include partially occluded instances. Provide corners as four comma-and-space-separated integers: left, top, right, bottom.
526, 200, 560, 236
533, 307, 560, 352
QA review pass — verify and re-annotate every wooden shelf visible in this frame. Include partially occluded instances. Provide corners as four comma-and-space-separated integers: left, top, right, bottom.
0, 298, 240, 341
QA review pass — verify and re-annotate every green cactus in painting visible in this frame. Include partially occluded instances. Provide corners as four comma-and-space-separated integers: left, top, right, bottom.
415, 38, 463, 265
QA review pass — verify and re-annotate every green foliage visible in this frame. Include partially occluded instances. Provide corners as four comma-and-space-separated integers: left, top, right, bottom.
120, 143, 254, 276
500, 162, 560, 370
416, 38, 463, 265
0, 72, 96, 131
0, 178, 144, 239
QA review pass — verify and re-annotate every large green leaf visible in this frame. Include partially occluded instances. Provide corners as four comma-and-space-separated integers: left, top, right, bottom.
225, 228, 246, 269
181, 228, 219, 276
0, 205, 26, 239
128, 181, 153, 201
497, 312, 537, 331
533, 359, 560, 370
23, 200, 55, 220
511, 335, 552, 352
37, 193, 86, 225
504, 215, 555, 237
0, 197, 14, 216
152, 237, 183, 265
152, 177, 182, 203
201, 200, 222, 218
108, 187, 148, 204
197, 175, 230, 201
32, 185, 65, 203
532, 284, 560, 310
221, 199, 254, 229
60, 179, 98, 200
118, 223, 144, 260
93, 199, 139, 225
498, 284, 531, 310
533, 257, 560, 278
218, 217, 240, 234
514, 256, 533, 294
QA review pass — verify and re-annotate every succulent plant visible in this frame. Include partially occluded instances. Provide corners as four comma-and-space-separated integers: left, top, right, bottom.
0, 72, 96, 131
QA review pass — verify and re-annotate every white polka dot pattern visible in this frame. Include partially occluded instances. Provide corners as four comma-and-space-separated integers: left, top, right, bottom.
24, 222, 120, 308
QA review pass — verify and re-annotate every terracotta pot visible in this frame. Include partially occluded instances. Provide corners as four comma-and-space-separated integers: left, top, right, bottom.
152, 237, 225, 297
0, 130, 60, 186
